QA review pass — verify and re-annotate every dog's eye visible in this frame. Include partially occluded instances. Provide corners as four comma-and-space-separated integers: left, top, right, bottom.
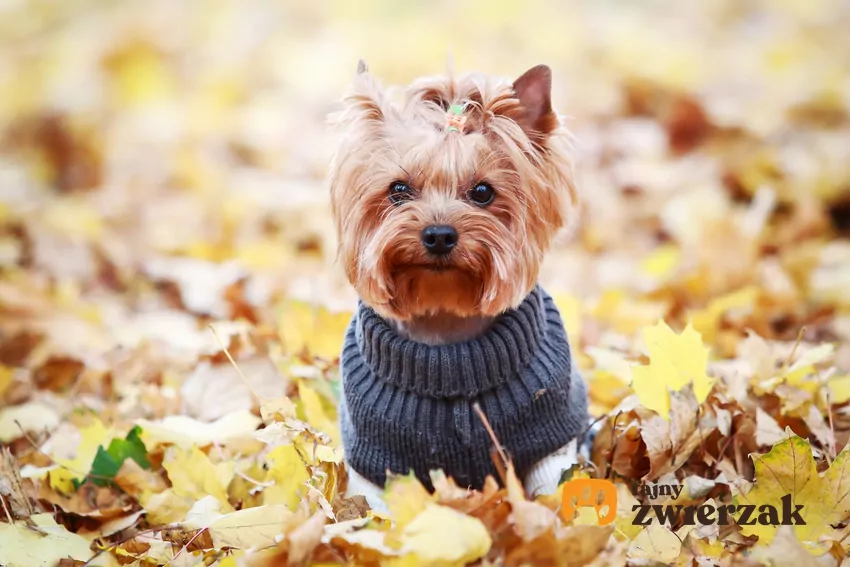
468, 182, 495, 206
388, 181, 413, 205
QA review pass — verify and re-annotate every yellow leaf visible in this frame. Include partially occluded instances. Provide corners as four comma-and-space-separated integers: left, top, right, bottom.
630, 321, 713, 419
390, 504, 492, 567
614, 483, 643, 541
183, 499, 297, 550
298, 380, 340, 445
104, 41, 175, 106
586, 347, 634, 412
263, 444, 311, 510
315, 445, 343, 464
552, 292, 582, 339
736, 434, 849, 551
593, 290, 669, 335
828, 375, 850, 404
162, 446, 233, 511
0, 365, 13, 398
236, 238, 293, 270
627, 523, 681, 563
207, 504, 296, 549
137, 411, 261, 450
0, 513, 96, 567
261, 396, 298, 423
47, 468, 78, 495
689, 286, 759, 344
52, 416, 113, 490
385, 474, 435, 530
144, 488, 195, 525
641, 244, 681, 279
278, 299, 352, 359
781, 343, 835, 386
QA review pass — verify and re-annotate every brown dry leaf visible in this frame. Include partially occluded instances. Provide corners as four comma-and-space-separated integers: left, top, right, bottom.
505, 463, 557, 541
0, 447, 35, 520
332, 494, 371, 522
77, 509, 145, 540
113, 457, 168, 500
37, 482, 134, 519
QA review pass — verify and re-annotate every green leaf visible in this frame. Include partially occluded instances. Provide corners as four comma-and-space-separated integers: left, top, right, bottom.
81, 426, 151, 487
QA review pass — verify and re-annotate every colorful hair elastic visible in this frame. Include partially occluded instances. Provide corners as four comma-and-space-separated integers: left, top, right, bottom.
446, 104, 467, 133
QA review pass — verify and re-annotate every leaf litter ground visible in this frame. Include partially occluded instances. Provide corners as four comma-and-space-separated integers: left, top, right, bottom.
1, 1, 850, 566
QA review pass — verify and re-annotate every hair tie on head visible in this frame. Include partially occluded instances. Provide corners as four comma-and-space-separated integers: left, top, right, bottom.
446, 104, 467, 133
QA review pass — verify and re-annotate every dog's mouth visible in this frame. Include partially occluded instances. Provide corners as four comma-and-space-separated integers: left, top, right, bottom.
405, 262, 456, 273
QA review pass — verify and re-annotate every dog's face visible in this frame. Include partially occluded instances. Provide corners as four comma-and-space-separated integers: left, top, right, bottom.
329, 64, 577, 321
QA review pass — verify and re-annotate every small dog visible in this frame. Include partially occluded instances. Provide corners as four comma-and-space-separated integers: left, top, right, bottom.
329, 62, 590, 511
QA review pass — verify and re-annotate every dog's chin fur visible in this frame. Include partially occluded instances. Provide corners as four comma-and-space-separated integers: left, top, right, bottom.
328, 63, 577, 328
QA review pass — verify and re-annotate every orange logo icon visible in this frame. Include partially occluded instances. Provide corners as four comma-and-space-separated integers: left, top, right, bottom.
560, 478, 617, 526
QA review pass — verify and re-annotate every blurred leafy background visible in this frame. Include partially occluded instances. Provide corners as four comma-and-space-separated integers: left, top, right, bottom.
1, 0, 850, 565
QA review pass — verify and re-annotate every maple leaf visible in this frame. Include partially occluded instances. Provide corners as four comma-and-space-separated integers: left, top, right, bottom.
630, 320, 714, 419
162, 446, 234, 512
736, 433, 850, 551
262, 444, 311, 510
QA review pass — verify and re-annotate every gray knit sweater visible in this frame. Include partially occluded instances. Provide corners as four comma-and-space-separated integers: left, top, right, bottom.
339, 285, 588, 491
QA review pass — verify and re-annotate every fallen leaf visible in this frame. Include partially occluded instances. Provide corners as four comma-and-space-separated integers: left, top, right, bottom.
184, 499, 297, 549
278, 299, 352, 359
627, 523, 681, 563
114, 457, 168, 500
630, 320, 713, 419
85, 425, 150, 487
750, 525, 822, 567
0, 447, 35, 520
0, 513, 95, 566
137, 410, 261, 450
736, 433, 850, 551
262, 444, 311, 510
395, 503, 492, 566
298, 380, 340, 445
163, 446, 233, 511
50, 416, 114, 492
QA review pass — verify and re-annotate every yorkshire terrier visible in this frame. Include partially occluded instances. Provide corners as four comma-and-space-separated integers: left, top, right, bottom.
329, 61, 591, 511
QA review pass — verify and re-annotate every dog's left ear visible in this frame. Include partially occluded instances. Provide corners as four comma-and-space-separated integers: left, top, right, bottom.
512, 65, 558, 138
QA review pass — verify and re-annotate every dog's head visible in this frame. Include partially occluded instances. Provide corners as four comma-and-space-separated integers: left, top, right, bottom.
328, 63, 577, 321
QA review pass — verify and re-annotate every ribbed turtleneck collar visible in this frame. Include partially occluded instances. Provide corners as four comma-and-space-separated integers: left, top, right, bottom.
354, 286, 549, 398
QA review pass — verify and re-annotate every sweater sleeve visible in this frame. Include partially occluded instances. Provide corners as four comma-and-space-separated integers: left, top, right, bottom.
523, 346, 589, 496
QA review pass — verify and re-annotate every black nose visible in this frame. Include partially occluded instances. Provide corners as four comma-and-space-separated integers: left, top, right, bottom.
421, 225, 458, 255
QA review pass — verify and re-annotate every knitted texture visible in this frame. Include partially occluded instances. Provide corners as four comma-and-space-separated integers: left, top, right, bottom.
339, 285, 589, 491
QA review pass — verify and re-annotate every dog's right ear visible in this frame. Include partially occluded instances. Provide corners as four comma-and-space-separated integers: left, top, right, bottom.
339, 59, 387, 124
